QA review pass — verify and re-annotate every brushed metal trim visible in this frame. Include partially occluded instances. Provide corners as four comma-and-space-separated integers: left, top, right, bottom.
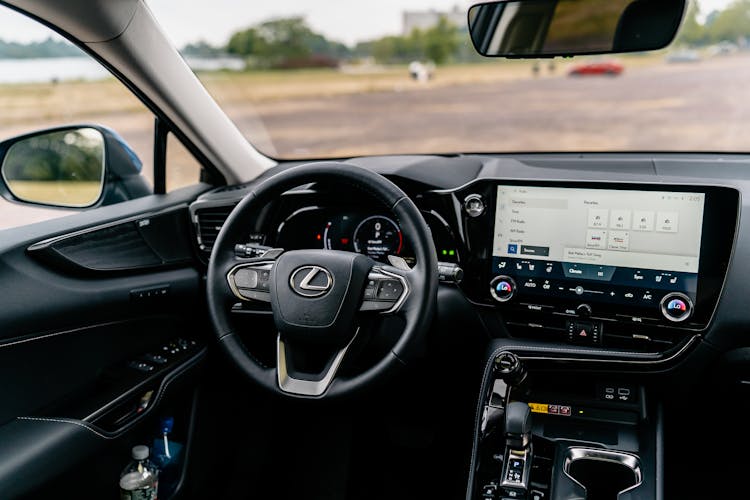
276, 329, 359, 397
563, 447, 642, 497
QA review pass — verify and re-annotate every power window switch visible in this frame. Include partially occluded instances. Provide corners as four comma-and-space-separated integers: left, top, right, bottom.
128, 361, 154, 373
143, 353, 168, 365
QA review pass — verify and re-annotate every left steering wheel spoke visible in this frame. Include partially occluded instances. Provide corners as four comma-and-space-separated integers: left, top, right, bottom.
359, 265, 410, 314
226, 252, 282, 303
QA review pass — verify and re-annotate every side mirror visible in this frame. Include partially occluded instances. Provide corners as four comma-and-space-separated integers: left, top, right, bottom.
1, 127, 105, 208
0, 125, 150, 209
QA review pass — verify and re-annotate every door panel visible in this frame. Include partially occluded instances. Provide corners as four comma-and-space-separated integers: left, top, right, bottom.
0, 185, 210, 498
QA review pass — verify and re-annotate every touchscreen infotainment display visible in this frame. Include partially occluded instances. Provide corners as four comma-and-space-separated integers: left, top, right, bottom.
491, 185, 706, 302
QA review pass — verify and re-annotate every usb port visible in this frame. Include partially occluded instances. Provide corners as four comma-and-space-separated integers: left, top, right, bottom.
617, 388, 631, 396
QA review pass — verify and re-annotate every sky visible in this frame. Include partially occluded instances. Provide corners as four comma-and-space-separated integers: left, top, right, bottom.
0, 0, 471, 47
0, 0, 736, 48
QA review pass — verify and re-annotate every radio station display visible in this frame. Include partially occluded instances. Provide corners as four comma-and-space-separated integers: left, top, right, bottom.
490, 185, 706, 319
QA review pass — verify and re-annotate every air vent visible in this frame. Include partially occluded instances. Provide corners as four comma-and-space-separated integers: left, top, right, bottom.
195, 205, 234, 253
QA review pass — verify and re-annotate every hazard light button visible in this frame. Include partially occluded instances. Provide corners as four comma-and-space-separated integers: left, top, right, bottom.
567, 320, 602, 345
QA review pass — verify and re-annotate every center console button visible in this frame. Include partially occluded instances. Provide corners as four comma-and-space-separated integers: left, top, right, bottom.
464, 194, 485, 217
508, 458, 524, 470
522, 278, 538, 289
576, 303, 592, 318
521, 303, 553, 313
660, 292, 693, 322
615, 314, 659, 324
490, 276, 516, 303
567, 320, 602, 345
481, 484, 498, 499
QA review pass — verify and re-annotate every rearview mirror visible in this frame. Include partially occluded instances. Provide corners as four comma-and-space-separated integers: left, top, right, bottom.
1, 127, 105, 208
468, 0, 686, 58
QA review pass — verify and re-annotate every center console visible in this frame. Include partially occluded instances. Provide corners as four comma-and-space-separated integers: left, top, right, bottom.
467, 350, 661, 500
449, 181, 739, 353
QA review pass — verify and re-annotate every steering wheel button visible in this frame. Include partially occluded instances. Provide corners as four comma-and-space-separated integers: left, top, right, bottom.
234, 269, 258, 289
377, 280, 403, 300
360, 300, 392, 312
238, 289, 271, 302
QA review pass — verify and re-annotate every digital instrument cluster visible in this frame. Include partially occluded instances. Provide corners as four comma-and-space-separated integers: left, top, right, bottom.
274, 207, 459, 265
323, 214, 404, 261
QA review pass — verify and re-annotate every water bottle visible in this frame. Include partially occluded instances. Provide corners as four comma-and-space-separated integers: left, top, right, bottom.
152, 417, 184, 498
119, 445, 159, 500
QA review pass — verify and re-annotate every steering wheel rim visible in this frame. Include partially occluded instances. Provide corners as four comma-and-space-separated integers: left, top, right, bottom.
206, 162, 438, 399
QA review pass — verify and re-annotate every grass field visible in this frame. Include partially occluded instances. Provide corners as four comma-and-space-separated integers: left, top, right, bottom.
0, 55, 667, 128
6, 180, 102, 206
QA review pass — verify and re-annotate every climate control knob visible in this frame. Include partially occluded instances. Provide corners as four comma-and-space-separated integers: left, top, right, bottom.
660, 292, 693, 323
490, 275, 516, 303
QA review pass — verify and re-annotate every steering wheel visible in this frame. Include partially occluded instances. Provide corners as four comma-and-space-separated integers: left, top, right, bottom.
206, 162, 438, 398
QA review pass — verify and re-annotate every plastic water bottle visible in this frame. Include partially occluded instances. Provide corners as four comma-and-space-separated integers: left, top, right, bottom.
119, 445, 159, 500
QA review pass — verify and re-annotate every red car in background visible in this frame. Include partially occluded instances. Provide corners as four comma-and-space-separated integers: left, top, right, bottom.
568, 60, 624, 76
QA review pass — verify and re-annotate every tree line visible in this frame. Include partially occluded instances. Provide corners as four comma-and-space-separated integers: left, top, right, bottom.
184, 16, 470, 69
0, 37, 83, 59
676, 0, 750, 46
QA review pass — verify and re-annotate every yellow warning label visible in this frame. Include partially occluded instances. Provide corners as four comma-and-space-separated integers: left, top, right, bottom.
528, 402, 549, 414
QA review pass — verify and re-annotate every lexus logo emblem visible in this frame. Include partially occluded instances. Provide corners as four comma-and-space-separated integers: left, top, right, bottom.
289, 265, 333, 298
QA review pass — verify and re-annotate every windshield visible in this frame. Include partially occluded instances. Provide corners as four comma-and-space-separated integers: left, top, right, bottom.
152, 0, 748, 158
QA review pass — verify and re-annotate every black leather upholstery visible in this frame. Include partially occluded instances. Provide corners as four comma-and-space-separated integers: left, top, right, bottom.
0, 418, 103, 498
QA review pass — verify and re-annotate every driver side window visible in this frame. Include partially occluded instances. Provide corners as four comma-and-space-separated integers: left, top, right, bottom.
0, 5, 203, 231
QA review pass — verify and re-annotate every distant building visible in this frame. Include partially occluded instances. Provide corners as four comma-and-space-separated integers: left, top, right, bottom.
402, 5, 466, 35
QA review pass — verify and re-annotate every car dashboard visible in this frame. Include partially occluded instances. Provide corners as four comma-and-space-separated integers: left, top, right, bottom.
13, 151, 746, 499
188, 153, 741, 364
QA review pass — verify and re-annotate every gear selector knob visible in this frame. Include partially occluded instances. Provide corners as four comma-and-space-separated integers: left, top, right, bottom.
504, 401, 532, 450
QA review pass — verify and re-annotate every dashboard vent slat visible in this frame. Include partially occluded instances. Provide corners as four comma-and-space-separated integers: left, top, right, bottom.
195, 206, 234, 253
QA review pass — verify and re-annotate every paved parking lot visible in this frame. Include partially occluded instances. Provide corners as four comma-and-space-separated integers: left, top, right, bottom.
250, 54, 750, 157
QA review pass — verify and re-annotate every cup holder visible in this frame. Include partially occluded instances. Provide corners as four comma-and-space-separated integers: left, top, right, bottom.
563, 447, 642, 500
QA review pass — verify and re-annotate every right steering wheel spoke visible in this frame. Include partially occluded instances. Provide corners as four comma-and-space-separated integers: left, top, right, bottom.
359, 266, 409, 313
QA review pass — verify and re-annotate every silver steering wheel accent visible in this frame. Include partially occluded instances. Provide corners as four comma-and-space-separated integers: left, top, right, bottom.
276, 328, 360, 396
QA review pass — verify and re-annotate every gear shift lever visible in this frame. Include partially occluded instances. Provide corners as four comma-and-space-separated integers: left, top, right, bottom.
482, 352, 528, 439
505, 401, 532, 450
482, 352, 530, 439
500, 401, 533, 496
